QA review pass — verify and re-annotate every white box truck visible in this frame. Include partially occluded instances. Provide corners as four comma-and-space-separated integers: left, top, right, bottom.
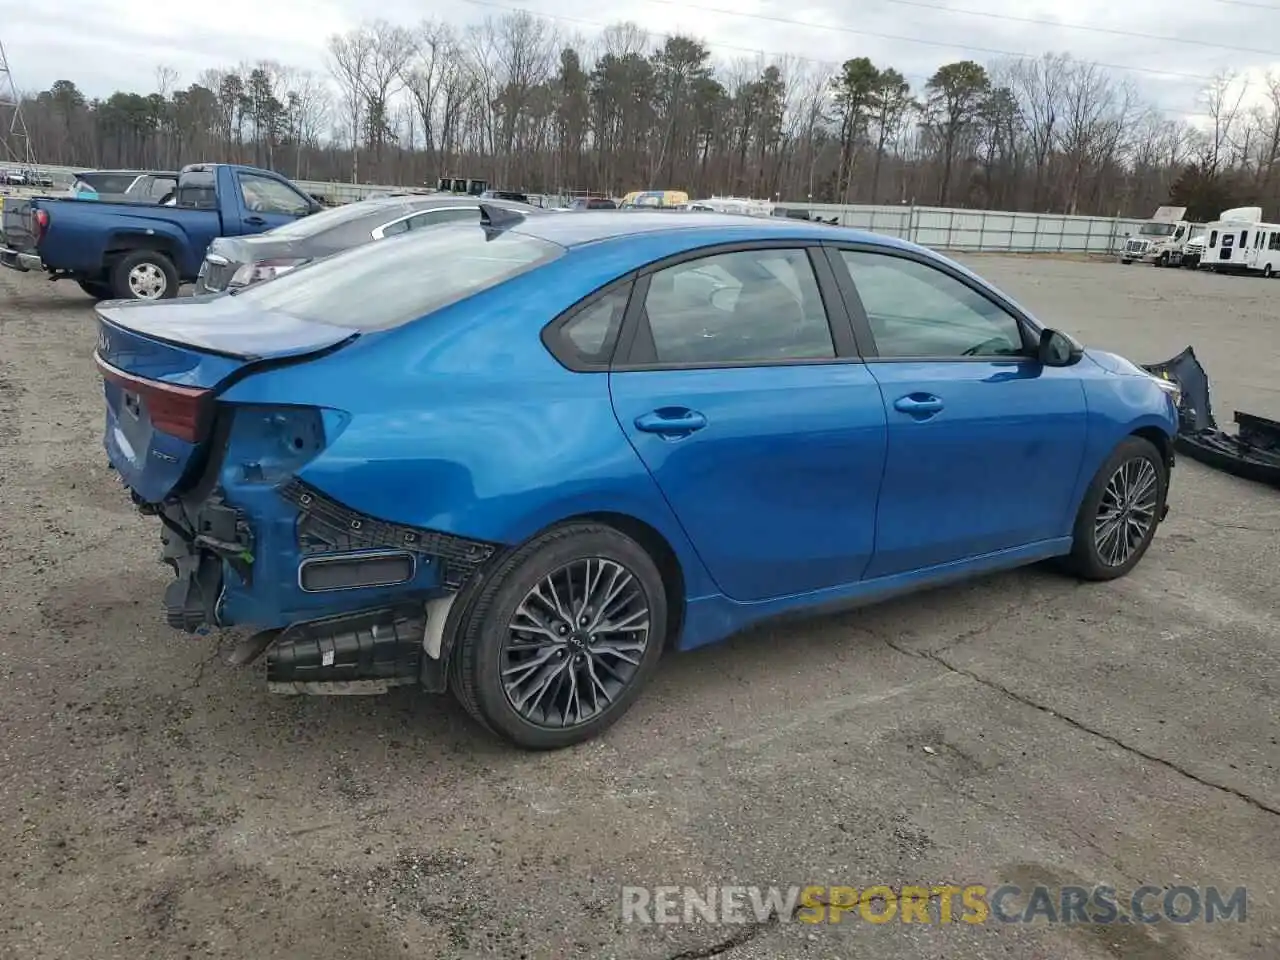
1119, 205, 1197, 266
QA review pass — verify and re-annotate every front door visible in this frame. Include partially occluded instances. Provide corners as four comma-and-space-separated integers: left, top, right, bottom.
830, 247, 1089, 579
609, 245, 887, 603
235, 171, 313, 235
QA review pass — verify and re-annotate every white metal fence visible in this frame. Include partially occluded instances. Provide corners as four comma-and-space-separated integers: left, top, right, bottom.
803, 203, 1153, 256
5, 162, 1156, 255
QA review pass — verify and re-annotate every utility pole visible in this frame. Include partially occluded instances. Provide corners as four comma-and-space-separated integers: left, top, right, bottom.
0, 37, 37, 173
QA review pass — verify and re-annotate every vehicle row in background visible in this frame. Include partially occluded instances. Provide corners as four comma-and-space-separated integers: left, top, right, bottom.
0, 162, 325, 300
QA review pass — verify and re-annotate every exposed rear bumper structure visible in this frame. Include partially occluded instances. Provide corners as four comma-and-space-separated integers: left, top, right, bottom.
148, 475, 501, 694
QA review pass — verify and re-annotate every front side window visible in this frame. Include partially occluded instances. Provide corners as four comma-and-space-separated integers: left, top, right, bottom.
238, 173, 311, 216
641, 248, 834, 365
839, 250, 1025, 359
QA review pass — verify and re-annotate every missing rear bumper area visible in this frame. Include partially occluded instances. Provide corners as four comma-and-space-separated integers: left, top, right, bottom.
265, 605, 425, 691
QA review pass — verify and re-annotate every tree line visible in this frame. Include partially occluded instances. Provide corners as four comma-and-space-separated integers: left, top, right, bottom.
6, 13, 1280, 219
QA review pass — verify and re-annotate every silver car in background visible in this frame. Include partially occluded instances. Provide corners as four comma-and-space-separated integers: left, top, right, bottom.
195, 194, 543, 293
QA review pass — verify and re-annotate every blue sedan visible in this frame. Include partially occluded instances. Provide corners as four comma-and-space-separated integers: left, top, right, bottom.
94, 208, 1179, 749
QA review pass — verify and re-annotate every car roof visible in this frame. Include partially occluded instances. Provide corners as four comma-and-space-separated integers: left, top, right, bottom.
509, 209, 910, 251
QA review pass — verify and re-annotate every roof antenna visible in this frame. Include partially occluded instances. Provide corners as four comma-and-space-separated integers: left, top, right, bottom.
479, 203, 524, 231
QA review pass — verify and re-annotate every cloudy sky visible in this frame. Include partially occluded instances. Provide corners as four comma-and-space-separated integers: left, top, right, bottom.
7, 0, 1279, 120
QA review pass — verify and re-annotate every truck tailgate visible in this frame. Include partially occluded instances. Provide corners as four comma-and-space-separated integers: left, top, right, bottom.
1, 197, 36, 251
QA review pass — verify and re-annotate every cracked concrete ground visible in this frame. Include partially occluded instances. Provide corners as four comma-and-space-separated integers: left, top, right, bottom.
0, 258, 1277, 960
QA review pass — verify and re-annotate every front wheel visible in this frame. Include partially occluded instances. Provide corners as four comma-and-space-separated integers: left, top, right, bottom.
450, 522, 668, 749
1060, 436, 1168, 581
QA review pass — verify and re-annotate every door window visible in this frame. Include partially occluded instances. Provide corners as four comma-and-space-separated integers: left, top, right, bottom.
237, 173, 310, 216
641, 248, 834, 365
838, 250, 1025, 359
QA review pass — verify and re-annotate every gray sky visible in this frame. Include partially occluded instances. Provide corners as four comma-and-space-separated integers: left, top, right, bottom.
7, 0, 1279, 121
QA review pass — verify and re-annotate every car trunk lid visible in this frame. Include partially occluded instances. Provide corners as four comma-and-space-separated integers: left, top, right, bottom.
96, 297, 359, 503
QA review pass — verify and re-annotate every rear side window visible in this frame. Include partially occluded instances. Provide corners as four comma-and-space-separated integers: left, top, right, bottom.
544, 285, 631, 369
230, 223, 564, 330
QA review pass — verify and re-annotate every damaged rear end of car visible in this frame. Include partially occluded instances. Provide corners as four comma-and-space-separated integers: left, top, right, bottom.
95, 215, 561, 695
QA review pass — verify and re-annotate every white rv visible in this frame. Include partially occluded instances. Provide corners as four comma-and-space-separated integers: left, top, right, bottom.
1119, 205, 1197, 266
1200, 207, 1280, 276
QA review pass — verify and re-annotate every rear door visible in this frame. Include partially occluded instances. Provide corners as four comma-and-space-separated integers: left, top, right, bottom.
234, 170, 313, 235
828, 245, 1088, 579
608, 243, 887, 603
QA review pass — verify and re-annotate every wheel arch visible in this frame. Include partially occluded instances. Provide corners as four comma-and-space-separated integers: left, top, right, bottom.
432, 507, 695, 692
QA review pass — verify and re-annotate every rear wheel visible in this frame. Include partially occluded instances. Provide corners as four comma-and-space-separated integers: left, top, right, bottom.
111, 249, 178, 301
1265, 264, 1274, 279
1060, 436, 1167, 581
450, 522, 667, 749
77, 280, 113, 301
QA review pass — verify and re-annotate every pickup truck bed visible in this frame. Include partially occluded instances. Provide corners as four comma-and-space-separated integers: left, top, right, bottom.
0, 163, 322, 300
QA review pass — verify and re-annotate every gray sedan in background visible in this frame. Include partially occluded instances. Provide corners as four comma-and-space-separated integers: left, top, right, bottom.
194, 194, 543, 294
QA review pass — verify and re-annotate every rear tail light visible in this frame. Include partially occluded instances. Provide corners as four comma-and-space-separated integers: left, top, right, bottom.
229, 258, 309, 288
94, 353, 212, 442
33, 209, 49, 245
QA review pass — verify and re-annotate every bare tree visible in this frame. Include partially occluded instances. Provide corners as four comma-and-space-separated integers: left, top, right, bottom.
1200, 71, 1250, 174
327, 28, 375, 181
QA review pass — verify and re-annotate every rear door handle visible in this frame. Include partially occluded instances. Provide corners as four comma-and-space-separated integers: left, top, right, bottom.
893, 394, 944, 416
634, 409, 708, 435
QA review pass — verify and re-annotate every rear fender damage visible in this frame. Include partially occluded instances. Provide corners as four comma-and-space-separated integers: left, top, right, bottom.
215, 479, 502, 694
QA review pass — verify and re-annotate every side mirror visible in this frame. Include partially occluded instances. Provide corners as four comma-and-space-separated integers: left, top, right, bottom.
1038, 328, 1084, 367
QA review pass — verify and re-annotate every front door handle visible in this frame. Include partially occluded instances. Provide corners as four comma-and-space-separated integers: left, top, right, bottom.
634, 409, 708, 435
893, 393, 944, 417
245, 215, 266, 226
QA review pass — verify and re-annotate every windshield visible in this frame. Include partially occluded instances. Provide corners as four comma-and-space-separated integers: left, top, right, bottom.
1139, 223, 1176, 237
231, 223, 564, 330
265, 200, 398, 239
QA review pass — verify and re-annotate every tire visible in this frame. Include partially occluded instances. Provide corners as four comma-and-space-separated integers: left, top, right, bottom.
77, 280, 113, 301
1265, 265, 1274, 279
1120, 258, 1133, 264
450, 522, 668, 749
110, 249, 178, 301
1156, 253, 1169, 267
1060, 436, 1168, 581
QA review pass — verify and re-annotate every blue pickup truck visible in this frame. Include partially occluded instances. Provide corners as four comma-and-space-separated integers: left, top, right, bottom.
0, 162, 323, 300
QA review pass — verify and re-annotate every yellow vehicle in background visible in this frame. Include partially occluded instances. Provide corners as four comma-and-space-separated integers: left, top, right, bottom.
619, 190, 690, 209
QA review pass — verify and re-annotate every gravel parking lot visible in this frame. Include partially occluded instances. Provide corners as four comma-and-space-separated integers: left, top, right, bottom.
1, 257, 1277, 960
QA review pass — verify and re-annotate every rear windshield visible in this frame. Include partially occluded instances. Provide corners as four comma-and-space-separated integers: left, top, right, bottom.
75, 173, 140, 193
230, 223, 564, 330
266, 200, 400, 239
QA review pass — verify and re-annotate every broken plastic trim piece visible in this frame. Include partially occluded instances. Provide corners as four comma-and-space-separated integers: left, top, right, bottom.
277, 477, 498, 588
1143, 347, 1280, 489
